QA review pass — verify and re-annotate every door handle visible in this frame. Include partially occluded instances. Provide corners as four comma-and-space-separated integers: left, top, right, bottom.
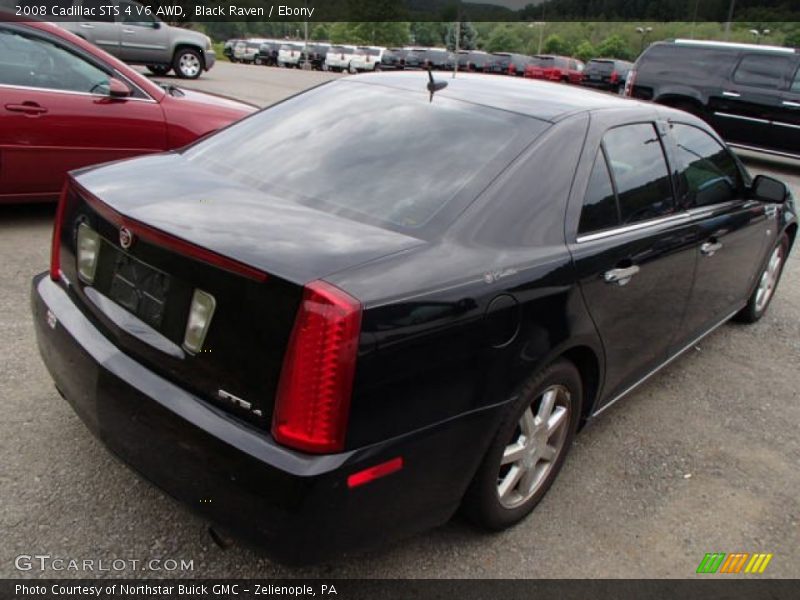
700, 241, 723, 257
5, 102, 48, 115
79, 23, 95, 29
722, 90, 741, 98
604, 265, 640, 286
783, 100, 800, 108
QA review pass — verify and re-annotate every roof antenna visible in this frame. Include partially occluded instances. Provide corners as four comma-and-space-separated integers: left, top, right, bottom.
427, 67, 447, 103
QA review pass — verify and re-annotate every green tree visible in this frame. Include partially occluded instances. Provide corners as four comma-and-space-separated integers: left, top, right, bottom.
485, 26, 523, 53
596, 34, 632, 60
785, 30, 800, 48
445, 21, 478, 51
310, 24, 330, 41
346, 22, 410, 46
542, 34, 572, 56
411, 22, 447, 47
574, 40, 596, 62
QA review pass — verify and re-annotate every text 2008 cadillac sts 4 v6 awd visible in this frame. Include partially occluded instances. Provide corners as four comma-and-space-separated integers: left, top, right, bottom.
33, 73, 796, 564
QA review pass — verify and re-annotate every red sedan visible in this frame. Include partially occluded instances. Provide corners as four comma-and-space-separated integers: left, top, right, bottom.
524, 55, 585, 84
0, 15, 256, 204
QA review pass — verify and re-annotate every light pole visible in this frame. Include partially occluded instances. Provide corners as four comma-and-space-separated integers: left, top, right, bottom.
636, 26, 653, 52
724, 0, 736, 39
749, 28, 770, 44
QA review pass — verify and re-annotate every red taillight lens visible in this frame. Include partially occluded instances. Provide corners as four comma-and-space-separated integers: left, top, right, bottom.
624, 69, 636, 96
610, 70, 619, 83
50, 183, 70, 281
272, 280, 362, 454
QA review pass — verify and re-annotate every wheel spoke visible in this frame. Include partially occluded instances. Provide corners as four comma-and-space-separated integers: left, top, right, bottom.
547, 406, 568, 435
520, 407, 535, 436
497, 464, 523, 500
501, 441, 526, 466
540, 444, 558, 462
537, 389, 557, 422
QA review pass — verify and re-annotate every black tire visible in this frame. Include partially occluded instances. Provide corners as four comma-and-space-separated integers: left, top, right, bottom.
462, 359, 582, 530
146, 65, 170, 76
172, 47, 203, 79
735, 233, 789, 323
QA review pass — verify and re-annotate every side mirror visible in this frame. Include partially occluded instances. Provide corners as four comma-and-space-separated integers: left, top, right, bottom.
108, 77, 132, 99
751, 174, 788, 204
152, 21, 161, 29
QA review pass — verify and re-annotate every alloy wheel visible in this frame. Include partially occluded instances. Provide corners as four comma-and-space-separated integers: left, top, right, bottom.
497, 385, 571, 509
755, 244, 784, 313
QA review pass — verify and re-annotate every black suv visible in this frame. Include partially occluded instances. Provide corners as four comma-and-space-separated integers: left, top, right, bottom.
300, 43, 330, 70
581, 58, 633, 93
627, 40, 800, 159
257, 41, 280, 67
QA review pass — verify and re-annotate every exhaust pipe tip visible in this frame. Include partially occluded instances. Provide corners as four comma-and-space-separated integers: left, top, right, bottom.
208, 525, 235, 550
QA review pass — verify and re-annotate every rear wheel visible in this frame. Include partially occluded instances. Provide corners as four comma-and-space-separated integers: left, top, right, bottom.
462, 359, 581, 530
736, 233, 789, 323
173, 48, 203, 79
147, 65, 170, 76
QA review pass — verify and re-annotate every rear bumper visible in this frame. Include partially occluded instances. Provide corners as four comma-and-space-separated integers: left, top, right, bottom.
32, 273, 499, 563
205, 50, 216, 70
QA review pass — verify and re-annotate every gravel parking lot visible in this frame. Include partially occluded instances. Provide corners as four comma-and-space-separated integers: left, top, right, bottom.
2, 62, 798, 579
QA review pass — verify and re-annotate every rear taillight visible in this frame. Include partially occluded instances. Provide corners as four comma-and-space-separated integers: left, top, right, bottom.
272, 280, 362, 454
610, 70, 619, 83
50, 183, 71, 281
624, 69, 636, 96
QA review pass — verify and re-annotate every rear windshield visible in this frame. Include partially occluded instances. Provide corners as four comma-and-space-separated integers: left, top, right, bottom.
330, 46, 354, 54
184, 81, 547, 235
359, 48, 381, 56
586, 60, 614, 72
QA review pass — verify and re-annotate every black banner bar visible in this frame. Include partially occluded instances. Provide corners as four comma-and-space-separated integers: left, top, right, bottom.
4, 0, 800, 23
3, 579, 800, 600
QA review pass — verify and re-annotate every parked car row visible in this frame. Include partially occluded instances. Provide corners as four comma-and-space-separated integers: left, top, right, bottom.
222, 38, 631, 93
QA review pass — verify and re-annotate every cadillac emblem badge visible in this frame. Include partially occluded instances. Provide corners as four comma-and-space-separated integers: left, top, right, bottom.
119, 226, 134, 250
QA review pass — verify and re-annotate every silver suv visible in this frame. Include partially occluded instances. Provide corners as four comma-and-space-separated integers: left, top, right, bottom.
56, 0, 215, 79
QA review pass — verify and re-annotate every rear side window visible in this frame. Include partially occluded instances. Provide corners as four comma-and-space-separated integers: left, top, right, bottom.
578, 149, 619, 234
672, 123, 741, 207
791, 66, 800, 93
733, 54, 791, 89
602, 124, 675, 225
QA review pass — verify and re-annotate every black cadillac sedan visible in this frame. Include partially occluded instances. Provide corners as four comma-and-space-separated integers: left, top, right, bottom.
33, 72, 796, 563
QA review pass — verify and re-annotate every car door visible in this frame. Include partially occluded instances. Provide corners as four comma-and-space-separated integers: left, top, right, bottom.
116, 0, 170, 64
667, 121, 771, 341
73, 0, 120, 55
0, 25, 167, 203
568, 119, 698, 409
776, 59, 800, 156
708, 52, 794, 153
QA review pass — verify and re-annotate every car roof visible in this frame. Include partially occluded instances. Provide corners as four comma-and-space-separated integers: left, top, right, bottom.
670, 39, 797, 54
346, 71, 649, 122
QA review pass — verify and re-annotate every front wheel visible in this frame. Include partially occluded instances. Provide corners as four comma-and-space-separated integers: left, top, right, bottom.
736, 233, 789, 323
462, 359, 581, 530
173, 48, 203, 79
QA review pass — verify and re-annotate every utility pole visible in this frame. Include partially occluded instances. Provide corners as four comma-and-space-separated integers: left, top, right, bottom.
724, 0, 736, 40
453, 19, 460, 78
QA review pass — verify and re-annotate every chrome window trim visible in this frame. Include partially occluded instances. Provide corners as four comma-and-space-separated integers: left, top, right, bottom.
713, 111, 770, 125
575, 212, 691, 244
0, 82, 157, 104
728, 142, 800, 160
